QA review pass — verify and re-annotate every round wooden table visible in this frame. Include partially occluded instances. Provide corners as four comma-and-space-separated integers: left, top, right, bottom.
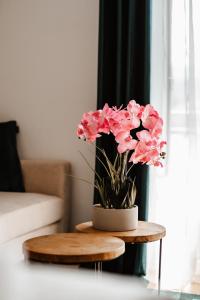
23, 233, 125, 271
75, 221, 166, 294
76, 221, 166, 243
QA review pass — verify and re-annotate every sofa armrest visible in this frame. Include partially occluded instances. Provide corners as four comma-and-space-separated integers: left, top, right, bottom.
21, 160, 71, 230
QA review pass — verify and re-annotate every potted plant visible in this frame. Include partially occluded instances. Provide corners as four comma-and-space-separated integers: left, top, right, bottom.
77, 100, 166, 231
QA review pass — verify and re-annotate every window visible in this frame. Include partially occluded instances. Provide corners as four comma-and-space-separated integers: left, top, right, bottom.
148, 0, 200, 293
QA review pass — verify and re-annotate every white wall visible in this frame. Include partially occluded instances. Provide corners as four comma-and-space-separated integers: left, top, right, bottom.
0, 0, 99, 229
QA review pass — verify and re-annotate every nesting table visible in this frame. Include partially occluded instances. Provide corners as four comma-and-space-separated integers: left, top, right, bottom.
76, 221, 166, 295
23, 233, 125, 272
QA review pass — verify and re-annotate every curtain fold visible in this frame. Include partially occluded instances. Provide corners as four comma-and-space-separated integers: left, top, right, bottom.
95, 0, 151, 276
148, 0, 200, 291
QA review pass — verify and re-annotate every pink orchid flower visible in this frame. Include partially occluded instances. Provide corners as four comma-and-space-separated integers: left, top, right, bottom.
117, 137, 138, 153
129, 132, 166, 166
77, 100, 166, 167
115, 131, 137, 152
127, 100, 141, 116
114, 131, 137, 154
141, 104, 163, 138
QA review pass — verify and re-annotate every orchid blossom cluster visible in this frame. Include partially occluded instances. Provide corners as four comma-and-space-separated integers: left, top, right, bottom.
77, 100, 166, 167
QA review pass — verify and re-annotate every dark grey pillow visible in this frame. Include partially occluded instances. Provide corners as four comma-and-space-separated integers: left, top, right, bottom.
0, 121, 25, 192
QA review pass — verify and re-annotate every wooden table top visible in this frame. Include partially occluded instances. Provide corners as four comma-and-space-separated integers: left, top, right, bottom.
75, 221, 166, 243
23, 233, 125, 264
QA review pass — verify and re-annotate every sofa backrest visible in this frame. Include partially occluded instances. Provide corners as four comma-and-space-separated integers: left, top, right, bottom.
21, 160, 71, 231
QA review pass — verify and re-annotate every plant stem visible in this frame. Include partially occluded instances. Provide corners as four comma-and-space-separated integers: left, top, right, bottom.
126, 162, 134, 176
121, 151, 128, 182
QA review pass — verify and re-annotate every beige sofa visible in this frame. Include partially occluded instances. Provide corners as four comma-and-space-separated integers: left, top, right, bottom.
0, 160, 71, 261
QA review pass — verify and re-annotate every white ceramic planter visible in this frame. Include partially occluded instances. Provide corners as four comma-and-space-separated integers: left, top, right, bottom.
92, 205, 138, 231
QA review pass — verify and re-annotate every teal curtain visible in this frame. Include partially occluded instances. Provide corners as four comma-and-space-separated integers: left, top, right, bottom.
95, 0, 151, 276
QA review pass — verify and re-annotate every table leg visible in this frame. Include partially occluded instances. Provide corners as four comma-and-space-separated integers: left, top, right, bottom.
99, 261, 102, 272
94, 261, 102, 273
158, 239, 162, 296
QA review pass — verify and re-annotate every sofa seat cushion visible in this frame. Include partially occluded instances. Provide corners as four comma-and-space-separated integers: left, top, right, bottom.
0, 192, 64, 244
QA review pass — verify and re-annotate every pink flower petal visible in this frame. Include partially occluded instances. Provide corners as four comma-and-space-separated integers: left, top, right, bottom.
136, 130, 151, 142
117, 144, 128, 153
115, 131, 130, 143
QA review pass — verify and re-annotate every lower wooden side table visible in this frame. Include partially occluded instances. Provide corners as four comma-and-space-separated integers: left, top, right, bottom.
23, 233, 125, 272
75, 221, 166, 295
